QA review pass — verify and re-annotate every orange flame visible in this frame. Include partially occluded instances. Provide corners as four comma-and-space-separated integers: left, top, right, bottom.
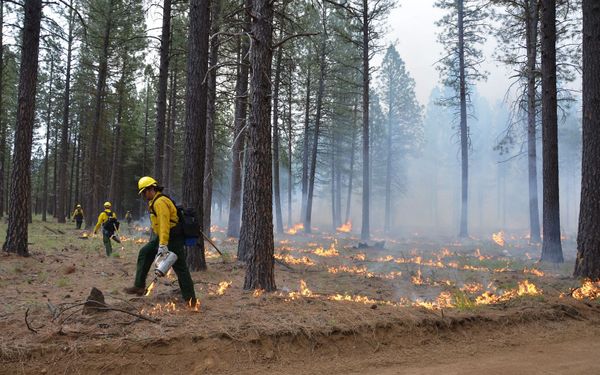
253, 289, 265, 297
572, 279, 600, 300
336, 221, 352, 233
492, 231, 505, 246
286, 223, 304, 235
314, 241, 339, 257
144, 281, 156, 296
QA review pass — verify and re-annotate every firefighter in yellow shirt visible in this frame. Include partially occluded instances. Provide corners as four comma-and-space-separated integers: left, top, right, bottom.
71, 204, 84, 229
124, 176, 196, 305
93, 202, 118, 256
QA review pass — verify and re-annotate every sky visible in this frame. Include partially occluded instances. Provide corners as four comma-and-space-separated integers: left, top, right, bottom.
383, 0, 510, 107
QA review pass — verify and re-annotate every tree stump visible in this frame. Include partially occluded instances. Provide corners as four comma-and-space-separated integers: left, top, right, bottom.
83, 287, 105, 315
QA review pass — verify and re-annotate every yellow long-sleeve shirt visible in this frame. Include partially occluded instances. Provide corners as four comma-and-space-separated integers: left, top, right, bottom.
72, 207, 84, 219
149, 193, 178, 245
94, 210, 117, 234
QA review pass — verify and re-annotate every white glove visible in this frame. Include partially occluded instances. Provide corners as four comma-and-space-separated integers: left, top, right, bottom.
157, 245, 169, 256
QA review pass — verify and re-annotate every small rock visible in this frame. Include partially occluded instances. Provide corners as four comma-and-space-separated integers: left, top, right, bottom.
40, 369, 47, 374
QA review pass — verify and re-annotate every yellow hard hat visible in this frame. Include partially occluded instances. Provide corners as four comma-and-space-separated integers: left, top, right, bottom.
76, 204, 81, 208
138, 176, 158, 194
103, 201, 112, 208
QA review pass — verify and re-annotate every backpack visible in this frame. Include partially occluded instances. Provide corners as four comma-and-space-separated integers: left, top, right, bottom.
102, 210, 120, 233
150, 195, 200, 241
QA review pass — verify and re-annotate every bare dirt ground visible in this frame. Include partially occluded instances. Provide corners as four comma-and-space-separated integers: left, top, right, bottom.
1, 219, 599, 374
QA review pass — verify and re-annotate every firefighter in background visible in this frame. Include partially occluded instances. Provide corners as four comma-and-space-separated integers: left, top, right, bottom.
93, 202, 119, 256
124, 176, 196, 305
71, 204, 84, 229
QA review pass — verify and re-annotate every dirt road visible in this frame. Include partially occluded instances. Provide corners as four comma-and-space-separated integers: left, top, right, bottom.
361, 335, 600, 375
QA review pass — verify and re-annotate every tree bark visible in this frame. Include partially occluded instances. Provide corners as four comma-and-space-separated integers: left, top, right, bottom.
457, 0, 469, 238
384, 74, 393, 233
574, 0, 600, 278
85, 0, 113, 228
272, 44, 284, 234
140, 80, 150, 218
228, 0, 250, 241
154, 0, 172, 183
300, 61, 310, 223
203, 0, 222, 234
540, 0, 563, 263
345, 101, 357, 223
42, 59, 54, 222
182, 0, 209, 271
3, 0, 42, 256
0, 0, 5, 218
360, 0, 370, 241
164, 58, 177, 192
287, 62, 293, 227
239, 0, 275, 291
108, 65, 126, 209
305, 6, 327, 234
525, 0, 541, 243
57, 0, 74, 223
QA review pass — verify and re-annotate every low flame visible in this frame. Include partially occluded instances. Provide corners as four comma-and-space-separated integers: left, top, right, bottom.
286, 223, 304, 235
188, 299, 201, 311
572, 279, 600, 300
523, 267, 544, 277
314, 242, 339, 257
253, 289, 265, 297
328, 265, 374, 278
212, 281, 232, 296
411, 269, 424, 285
475, 280, 540, 305
144, 281, 156, 296
492, 231, 505, 247
336, 221, 352, 233
274, 253, 316, 266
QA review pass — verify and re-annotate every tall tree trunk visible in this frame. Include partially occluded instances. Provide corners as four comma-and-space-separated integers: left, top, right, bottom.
140, 80, 150, 218
300, 62, 310, 223
108, 65, 126, 209
574, 0, 600, 277
52, 113, 58, 217
540, 0, 563, 263
3, 0, 42, 256
0, 0, 5, 218
239, 0, 275, 291
154, 0, 172, 183
182, 0, 209, 271
384, 83, 393, 233
305, 6, 327, 234
457, 0, 469, 238
345, 102, 357, 223
330, 134, 336, 230
42, 59, 54, 222
85, 0, 113, 228
228, 0, 250, 241
360, 0, 370, 241
164, 58, 177, 192
526, 0, 541, 243
57, 0, 74, 223
287, 63, 293, 227
272, 45, 284, 234
203, 0, 222, 234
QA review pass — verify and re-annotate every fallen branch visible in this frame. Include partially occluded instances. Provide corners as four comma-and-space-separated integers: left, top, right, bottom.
90, 302, 159, 323
25, 308, 39, 334
43, 225, 65, 235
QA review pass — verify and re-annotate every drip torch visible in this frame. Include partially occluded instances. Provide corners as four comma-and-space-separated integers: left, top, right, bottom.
145, 247, 178, 296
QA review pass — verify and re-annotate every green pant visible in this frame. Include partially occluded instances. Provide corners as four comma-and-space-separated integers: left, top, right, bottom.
102, 233, 112, 256
134, 235, 196, 303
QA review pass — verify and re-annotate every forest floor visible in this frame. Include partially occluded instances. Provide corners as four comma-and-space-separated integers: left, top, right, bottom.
1, 218, 600, 374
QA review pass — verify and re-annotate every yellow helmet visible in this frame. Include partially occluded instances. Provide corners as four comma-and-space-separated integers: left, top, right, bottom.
103, 201, 112, 208
76, 204, 81, 208
138, 176, 158, 194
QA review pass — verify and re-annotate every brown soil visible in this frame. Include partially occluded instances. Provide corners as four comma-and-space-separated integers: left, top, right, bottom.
1, 222, 599, 374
